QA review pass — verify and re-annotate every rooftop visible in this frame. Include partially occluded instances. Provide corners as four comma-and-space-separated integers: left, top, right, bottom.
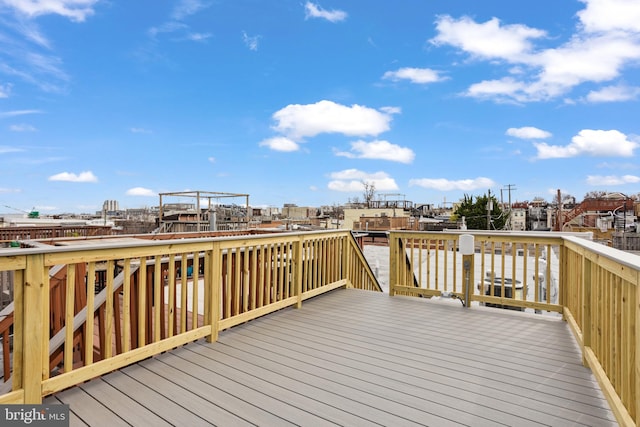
0, 229, 634, 426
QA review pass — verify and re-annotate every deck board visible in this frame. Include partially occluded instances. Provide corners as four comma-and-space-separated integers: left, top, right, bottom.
184, 343, 428, 427
100, 370, 214, 427
120, 363, 252, 427
46, 384, 130, 426
139, 356, 290, 426
45, 288, 618, 426
242, 297, 612, 425
220, 319, 598, 426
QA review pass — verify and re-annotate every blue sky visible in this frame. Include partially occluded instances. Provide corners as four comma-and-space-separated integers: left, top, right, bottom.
1, 0, 639, 214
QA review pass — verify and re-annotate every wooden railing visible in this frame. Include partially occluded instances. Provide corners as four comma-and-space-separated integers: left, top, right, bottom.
562, 236, 638, 427
0, 225, 115, 241
389, 230, 638, 427
1, 227, 635, 425
0, 230, 380, 405
389, 231, 564, 311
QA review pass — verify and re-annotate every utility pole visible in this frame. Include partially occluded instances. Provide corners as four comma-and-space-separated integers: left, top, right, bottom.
556, 189, 562, 231
504, 184, 516, 209
504, 184, 516, 230
486, 189, 492, 230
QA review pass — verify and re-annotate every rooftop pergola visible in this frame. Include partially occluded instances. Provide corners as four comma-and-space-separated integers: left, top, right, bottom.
158, 191, 250, 232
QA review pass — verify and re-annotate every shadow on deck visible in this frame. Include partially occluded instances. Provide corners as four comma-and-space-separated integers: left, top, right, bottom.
45, 289, 616, 427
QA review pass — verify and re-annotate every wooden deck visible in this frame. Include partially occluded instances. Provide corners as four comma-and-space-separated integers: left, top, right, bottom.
45, 288, 617, 426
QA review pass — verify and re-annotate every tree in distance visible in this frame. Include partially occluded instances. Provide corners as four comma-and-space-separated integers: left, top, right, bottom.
453, 193, 506, 230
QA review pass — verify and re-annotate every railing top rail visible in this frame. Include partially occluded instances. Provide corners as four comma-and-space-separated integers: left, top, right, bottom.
0, 229, 353, 256
563, 234, 640, 273
214, 229, 350, 240
389, 229, 594, 239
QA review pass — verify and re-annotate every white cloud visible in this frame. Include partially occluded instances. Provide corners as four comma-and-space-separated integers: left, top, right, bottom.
382, 67, 447, 84
328, 169, 398, 192
335, 140, 415, 163
1, 0, 99, 22
0, 51, 68, 93
430, 16, 546, 59
534, 129, 638, 159
0, 145, 23, 153
9, 124, 36, 132
0, 2, 95, 94
409, 177, 496, 191
506, 126, 552, 139
24, 51, 68, 82
130, 127, 152, 134
0, 187, 21, 194
379, 106, 402, 115
242, 31, 261, 51
1, 18, 50, 48
172, 0, 209, 20
585, 85, 640, 103
0, 83, 11, 98
0, 109, 42, 118
48, 170, 98, 183
534, 35, 639, 89
148, 1, 211, 43
126, 187, 156, 197
259, 137, 300, 152
431, 1, 640, 103
577, 0, 640, 33
304, 2, 347, 23
465, 77, 530, 102
186, 32, 211, 42
586, 175, 640, 186
208, 156, 215, 163
272, 100, 393, 141
148, 22, 188, 38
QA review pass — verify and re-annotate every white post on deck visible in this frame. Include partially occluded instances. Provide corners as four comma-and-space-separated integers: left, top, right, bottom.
459, 234, 475, 308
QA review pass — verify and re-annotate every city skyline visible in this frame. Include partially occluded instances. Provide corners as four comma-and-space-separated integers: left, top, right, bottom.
1, 0, 639, 214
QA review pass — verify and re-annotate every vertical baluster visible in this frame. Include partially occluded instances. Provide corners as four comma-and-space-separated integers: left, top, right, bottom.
63, 264, 75, 373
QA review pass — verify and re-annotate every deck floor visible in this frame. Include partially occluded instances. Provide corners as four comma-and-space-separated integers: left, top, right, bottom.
45, 288, 617, 426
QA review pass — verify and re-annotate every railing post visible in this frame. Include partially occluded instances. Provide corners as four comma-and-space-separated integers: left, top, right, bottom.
582, 256, 592, 367
389, 232, 396, 296
636, 270, 640, 426
23, 253, 46, 403
294, 237, 303, 308
343, 235, 353, 289
459, 234, 475, 308
207, 242, 221, 343
559, 244, 566, 320
11, 270, 24, 392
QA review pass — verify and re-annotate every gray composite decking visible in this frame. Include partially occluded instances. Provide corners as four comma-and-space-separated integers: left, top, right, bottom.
45, 288, 617, 427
